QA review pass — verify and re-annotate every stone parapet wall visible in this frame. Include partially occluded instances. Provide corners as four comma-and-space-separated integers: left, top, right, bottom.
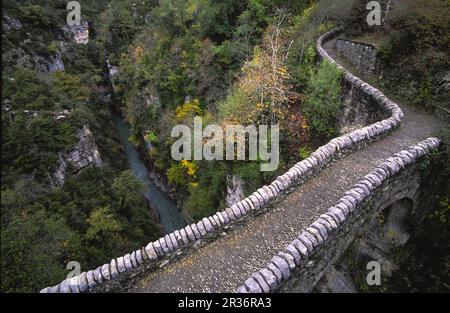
234, 28, 442, 294
236, 137, 441, 293
40, 28, 405, 293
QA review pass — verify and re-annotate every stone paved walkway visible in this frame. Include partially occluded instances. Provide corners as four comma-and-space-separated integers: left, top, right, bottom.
128, 37, 445, 293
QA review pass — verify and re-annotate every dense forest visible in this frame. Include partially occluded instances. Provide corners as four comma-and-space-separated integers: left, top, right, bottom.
1, 0, 449, 292
1, 0, 164, 292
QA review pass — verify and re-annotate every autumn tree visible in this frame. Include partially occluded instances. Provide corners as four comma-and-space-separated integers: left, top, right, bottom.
222, 10, 298, 126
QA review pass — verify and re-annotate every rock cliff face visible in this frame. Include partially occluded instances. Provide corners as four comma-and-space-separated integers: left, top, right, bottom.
226, 175, 244, 207
316, 265, 357, 293
2, 12, 22, 32
48, 49, 65, 72
52, 125, 102, 187
106, 58, 119, 92
2, 12, 65, 73
3, 12, 89, 73
63, 20, 89, 44
315, 197, 418, 293
2, 39, 65, 73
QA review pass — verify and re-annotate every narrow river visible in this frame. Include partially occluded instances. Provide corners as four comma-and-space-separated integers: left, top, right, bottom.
112, 112, 186, 233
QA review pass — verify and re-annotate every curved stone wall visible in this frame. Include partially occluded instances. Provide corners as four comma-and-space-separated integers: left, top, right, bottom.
40, 28, 405, 293
334, 39, 378, 77
338, 75, 390, 134
236, 137, 441, 293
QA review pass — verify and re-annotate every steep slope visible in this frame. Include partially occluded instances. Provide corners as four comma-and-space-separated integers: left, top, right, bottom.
127, 30, 444, 292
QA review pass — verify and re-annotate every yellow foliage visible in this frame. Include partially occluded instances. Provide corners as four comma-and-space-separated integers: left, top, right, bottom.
133, 45, 144, 61
189, 182, 199, 188
277, 66, 289, 77
303, 3, 317, 20
289, 2, 317, 32
175, 99, 202, 121
180, 160, 197, 177
318, 22, 336, 34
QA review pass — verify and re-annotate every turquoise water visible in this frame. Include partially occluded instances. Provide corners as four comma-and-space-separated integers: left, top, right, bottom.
111, 112, 186, 233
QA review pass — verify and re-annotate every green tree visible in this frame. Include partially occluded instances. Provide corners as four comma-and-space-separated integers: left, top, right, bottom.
303, 60, 342, 139
1, 209, 80, 292
53, 72, 91, 106
85, 206, 122, 242
110, 6, 137, 43
185, 162, 226, 220
2, 67, 55, 110
112, 170, 146, 216
167, 162, 190, 188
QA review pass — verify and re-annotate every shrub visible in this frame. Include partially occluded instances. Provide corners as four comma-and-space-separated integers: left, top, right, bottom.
438, 126, 450, 174
167, 162, 189, 187
218, 87, 252, 121
299, 145, 312, 159
378, 39, 394, 63
303, 60, 343, 139
1, 209, 81, 292
144, 131, 158, 144
184, 162, 226, 220
233, 161, 262, 196
412, 76, 432, 108
318, 22, 336, 34
175, 99, 203, 122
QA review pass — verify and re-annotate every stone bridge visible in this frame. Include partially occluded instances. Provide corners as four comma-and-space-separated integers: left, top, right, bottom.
41, 28, 446, 293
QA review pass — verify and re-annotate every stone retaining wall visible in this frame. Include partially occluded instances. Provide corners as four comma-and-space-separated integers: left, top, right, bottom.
236, 137, 441, 293
334, 38, 378, 77
40, 28, 404, 293
338, 76, 390, 134
433, 104, 450, 124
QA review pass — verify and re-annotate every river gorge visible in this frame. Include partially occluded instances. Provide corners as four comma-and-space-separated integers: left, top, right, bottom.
111, 111, 186, 233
